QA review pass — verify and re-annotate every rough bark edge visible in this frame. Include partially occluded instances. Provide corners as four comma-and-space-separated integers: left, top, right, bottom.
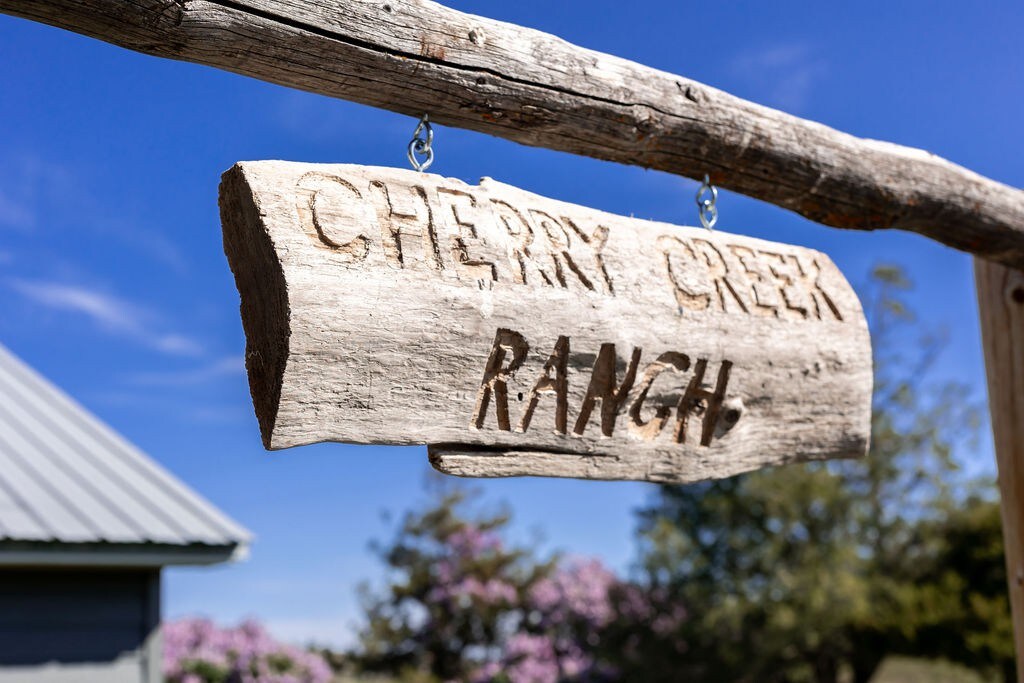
427, 436, 869, 485
220, 163, 290, 448
428, 447, 628, 481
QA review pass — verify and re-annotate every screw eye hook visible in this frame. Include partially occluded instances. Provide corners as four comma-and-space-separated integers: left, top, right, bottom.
407, 114, 435, 172
695, 174, 718, 231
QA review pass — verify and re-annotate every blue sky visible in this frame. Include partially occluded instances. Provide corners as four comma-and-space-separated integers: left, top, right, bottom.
1, 0, 1021, 648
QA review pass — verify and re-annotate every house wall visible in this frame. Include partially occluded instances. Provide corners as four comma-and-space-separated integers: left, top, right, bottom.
0, 568, 161, 683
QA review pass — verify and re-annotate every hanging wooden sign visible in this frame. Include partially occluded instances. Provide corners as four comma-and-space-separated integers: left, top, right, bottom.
221, 161, 871, 484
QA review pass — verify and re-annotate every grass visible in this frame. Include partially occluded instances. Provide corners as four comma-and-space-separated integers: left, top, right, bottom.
331, 656, 994, 682
870, 656, 991, 683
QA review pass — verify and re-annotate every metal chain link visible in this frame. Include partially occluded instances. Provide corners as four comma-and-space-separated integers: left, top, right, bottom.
695, 174, 718, 231
407, 114, 434, 172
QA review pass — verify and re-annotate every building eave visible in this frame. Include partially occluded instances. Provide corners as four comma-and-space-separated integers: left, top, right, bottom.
0, 541, 249, 568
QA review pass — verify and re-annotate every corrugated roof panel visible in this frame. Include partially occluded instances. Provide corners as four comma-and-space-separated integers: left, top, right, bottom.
0, 362, 197, 544
0, 396, 149, 543
7, 351, 253, 543
0, 440, 95, 542
0, 343, 251, 554
0, 473, 50, 541
38, 388, 238, 545
82, 424, 253, 542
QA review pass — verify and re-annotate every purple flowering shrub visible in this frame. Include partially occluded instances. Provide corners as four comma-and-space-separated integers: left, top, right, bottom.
357, 488, 543, 681
476, 559, 687, 683
356, 487, 688, 682
498, 559, 618, 682
163, 617, 333, 683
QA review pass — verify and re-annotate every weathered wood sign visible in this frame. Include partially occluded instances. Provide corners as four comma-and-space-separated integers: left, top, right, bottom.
221, 161, 872, 484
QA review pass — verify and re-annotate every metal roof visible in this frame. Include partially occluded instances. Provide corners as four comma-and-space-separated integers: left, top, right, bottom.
0, 343, 251, 566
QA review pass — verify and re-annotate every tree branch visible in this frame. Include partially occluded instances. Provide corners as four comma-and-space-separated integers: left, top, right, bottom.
4, 0, 1024, 267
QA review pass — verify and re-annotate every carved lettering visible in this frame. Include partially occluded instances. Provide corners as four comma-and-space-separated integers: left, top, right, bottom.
472, 328, 529, 431
293, 173, 852, 324
628, 352, 691, 441
764, 251, 812, 319
436, 187, 501, 283
517, 335, 569, 434
690, 238, 753, 314
491, 198, 566, 288
674, 359, 732, 446
791, 254, 844, 321
528, 209, 572, 289
561, 216, 614, 295
730, 245, 781, 316
295, 173, 374, 262
659, 235, 713, 311
300, 174, 621, 294
659, 235, 846, 321
470, 330, 738, 447
368, 181, 445, 271
573, 344, 641, 437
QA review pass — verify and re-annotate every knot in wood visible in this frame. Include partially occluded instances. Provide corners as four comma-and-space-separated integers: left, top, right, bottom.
720, 397, 744, 428
468, 28, 485, 46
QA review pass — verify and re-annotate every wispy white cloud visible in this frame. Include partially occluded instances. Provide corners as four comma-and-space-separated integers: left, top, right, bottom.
126, 355, 246, 387
8, 278, 203, 357
730, 44, 827, 113
92, 217, 191, 274
0, 153, 188, 272
88, 390, 249, 424
152, 334, 208, 358
183, 405, 251, 423
0, 189, 35, 230
0, 156, 76, 231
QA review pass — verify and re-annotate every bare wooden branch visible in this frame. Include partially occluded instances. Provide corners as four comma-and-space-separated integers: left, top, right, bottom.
220, 161, 872, 484
4, 0, 1024, 267
976, 258, 1024, 682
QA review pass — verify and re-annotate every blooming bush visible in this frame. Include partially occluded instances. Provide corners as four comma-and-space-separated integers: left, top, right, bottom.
355, 487, 685, 682
356, 489, 545, 681
529, 559, 617, 630
163, 617, 333, 683
472, 559, 619, 683
426, 526, 520, 608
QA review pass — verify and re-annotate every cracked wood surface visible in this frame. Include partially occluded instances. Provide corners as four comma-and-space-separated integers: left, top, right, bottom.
976, 259, 1024, 679
3, 0, 1024, 268
220, 161, 872, 483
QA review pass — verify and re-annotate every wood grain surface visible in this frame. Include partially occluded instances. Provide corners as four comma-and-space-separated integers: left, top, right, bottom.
976, 259, 1024, 681
221, 161, 872, 483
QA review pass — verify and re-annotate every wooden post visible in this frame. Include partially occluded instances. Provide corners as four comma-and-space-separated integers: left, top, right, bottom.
976, 258, 1024, 683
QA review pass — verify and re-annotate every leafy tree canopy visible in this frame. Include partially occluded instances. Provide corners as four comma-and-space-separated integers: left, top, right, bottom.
634, 265, 1008, 683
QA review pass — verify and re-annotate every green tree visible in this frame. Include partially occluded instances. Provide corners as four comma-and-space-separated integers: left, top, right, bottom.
633, 265, 1008, 683
908, 494, 1014, 682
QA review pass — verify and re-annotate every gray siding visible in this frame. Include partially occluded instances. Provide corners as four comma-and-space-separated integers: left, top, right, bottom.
0, 569, 161, 683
